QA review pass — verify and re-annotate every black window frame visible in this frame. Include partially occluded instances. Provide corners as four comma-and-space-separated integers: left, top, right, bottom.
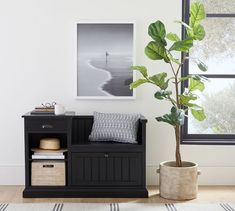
181, 0, 235, 145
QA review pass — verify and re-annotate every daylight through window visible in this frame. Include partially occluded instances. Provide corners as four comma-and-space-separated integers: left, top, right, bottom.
182, 0, 235, 144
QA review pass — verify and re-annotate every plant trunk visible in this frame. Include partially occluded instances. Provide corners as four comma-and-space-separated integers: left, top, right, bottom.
175, 125, 182, 167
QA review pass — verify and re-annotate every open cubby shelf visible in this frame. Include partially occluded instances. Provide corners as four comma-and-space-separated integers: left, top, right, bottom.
71, 117, 144, 145
28, 133, 67, 147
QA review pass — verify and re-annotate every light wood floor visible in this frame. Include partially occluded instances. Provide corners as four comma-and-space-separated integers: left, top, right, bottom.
1, 186, 235, 203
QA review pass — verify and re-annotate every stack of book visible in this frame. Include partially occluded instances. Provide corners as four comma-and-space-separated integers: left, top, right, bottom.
31, 107, 54, 115
31, 149, 67, 160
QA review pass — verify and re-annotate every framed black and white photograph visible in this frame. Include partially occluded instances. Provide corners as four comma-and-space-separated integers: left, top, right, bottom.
75, 22, 135, 99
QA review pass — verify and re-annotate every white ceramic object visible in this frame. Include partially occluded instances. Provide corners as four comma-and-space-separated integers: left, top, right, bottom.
54, 104, 65, 115
157, 161, 200, 200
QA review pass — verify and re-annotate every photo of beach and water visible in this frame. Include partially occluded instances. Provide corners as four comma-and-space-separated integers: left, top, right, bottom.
76, 23, 134, 98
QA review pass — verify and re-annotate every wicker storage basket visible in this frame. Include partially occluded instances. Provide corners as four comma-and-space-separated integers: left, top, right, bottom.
31, 161, 65, 186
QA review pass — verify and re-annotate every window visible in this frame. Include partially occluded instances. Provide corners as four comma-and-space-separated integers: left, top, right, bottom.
181, 0, 235, 144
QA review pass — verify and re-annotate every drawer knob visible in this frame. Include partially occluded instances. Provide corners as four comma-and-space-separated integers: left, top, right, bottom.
104, 154, 109, 158
42, 124, 53, 129
43, 164, 54, 168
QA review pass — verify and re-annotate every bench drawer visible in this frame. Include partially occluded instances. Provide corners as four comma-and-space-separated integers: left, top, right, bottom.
26, 118, 68, 132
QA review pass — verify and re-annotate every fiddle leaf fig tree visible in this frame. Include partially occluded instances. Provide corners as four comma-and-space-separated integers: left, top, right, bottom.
130, 2, 207, 167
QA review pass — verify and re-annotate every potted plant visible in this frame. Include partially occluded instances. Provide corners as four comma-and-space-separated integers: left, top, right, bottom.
130, 2, 207, 200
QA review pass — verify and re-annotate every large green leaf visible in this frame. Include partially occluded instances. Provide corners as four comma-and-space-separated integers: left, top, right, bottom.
179, 94, 197, 105
169, 38, 193, 52
191, 108, 206, 121
156, 106, 185, 126
166, 32, 180, 42
145, 41, 169, 62
130, 79, 148, 89
192, 74, 209, 82
190, 2, 206, 28
179, 93, 202, 109
154, 90, 172, 100
189, 77, 205, 92
193, 24, 206, 41
131, 66, 148, 77
156, 115, 174, 126
197, 60, 208, 72
149, 72, 169, 90
148, 21, 167, 46
186, 103, 202, 109
179, 75, 193, 82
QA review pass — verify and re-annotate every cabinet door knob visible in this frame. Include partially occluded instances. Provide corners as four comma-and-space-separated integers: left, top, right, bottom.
104, 153, 109, 158
41, 124, 53, 129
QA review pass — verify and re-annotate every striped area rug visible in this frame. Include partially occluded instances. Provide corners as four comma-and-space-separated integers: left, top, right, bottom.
0, 203, 235, 211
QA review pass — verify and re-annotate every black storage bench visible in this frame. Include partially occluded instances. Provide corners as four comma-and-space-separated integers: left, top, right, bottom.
22, 113, 148, 198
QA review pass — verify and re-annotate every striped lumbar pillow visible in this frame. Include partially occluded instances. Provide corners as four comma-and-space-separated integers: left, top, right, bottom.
89, 112, 141, 144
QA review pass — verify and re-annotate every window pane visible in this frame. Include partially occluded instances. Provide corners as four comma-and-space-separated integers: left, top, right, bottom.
192, 0, 235, 13
189, 18, 235, 74
188, 79, 235, 134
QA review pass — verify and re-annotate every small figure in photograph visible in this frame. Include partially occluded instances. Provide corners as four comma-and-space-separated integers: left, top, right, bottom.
105, 51, 109, 65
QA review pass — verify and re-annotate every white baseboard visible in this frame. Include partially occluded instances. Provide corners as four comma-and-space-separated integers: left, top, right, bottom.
1, 164, 235, 186
0, 164, 24, 185
147, 165, 235, 185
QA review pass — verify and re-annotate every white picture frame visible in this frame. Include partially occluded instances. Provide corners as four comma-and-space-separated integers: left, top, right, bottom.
75, 21, 136, 100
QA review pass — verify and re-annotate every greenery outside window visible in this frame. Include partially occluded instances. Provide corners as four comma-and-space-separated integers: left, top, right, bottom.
181, 0, 235, 144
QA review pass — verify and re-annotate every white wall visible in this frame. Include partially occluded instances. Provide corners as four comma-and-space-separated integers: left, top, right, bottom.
0, 0, 234, 185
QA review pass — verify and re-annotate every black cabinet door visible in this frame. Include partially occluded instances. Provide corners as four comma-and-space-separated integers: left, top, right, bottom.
71, 152, 142, 187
